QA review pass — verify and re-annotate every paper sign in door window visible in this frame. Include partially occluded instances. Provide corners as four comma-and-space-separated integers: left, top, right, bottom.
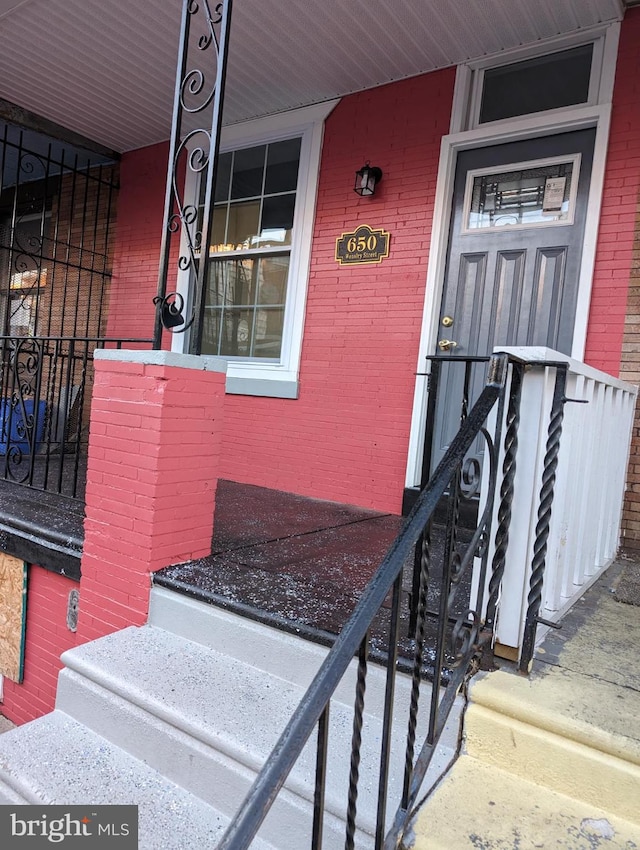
542, 176, 567, 214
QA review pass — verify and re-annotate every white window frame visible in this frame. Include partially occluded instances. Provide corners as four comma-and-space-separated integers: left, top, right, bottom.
456, 24, 614, 135
174, 100, 339, 398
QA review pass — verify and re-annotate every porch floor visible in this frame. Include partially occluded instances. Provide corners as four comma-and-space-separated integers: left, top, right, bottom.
154, 480, 409, 646
0, 477, 83, 576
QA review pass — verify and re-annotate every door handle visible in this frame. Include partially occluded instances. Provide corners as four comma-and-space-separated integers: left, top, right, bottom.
438, 339, 458, 351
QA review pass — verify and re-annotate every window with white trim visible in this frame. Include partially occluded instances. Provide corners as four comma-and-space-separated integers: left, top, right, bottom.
199, 137, 300, 359
178, 101, 337, 398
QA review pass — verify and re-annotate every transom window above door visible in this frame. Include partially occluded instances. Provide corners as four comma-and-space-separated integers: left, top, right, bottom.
479, 45, 593, 125
459, 27, 616, 132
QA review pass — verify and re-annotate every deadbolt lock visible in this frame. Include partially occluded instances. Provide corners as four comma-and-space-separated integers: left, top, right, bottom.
442, 316, 454, 327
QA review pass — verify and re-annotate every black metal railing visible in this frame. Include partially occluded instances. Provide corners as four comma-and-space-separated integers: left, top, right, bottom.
216, 353, 512, 850
0, 334, 152, 499
0, 123, 118, 343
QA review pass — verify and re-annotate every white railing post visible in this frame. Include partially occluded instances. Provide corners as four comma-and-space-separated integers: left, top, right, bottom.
483, 346, 637, 663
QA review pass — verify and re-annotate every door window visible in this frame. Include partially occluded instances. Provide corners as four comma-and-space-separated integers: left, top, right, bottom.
462, 155, 581, 233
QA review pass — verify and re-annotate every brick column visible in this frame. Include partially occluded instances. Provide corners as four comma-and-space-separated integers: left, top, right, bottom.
77, 350, 226, 642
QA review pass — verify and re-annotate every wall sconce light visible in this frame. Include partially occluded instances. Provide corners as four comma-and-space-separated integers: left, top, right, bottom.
354, 162, 383, 197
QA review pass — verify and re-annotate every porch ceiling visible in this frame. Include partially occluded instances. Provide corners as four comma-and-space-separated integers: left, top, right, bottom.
0, 0, 625, 153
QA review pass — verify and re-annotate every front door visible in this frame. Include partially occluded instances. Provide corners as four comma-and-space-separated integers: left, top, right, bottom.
427, 129, 595, 479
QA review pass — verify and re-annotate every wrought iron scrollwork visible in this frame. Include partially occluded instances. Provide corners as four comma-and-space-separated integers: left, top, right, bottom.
153, 0, 233, 351
1, 338, 44, 482
152, 292, 194, 333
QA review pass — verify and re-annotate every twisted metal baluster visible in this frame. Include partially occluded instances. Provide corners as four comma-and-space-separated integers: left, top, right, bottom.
312, 705, 330, 850
375, 572, 402, 849
485, 362, 524, 630
519, 366, 567, 672
402, 520, 431, 808
345, 634, 368, 850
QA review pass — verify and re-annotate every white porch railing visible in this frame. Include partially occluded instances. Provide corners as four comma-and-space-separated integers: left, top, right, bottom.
482, 346, 637, 664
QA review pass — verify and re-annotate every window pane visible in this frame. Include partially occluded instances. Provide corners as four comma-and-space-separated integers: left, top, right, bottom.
231, 145, 266, 199
214, 152, 232, 202
201, 310, 223, 355
205, 262, 230, 308
265, 138, 301, 194
202, 256, 288, 358
466, 160, 576, 230
260, 194, 296, 246
480, 45, 593, 124
219, 308, 255, 356
253, 307, 284, 358
226, 201, 261, 249
210, 206, 227, 251
207, 259, 256, 307
258, 255, 289, 305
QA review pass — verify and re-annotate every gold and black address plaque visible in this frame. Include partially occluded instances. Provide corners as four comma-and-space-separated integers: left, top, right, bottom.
335, 224, 390, 265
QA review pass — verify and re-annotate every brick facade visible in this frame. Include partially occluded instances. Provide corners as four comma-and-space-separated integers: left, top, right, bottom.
220, 72, 455, 513
619, 194, 640, 550
5, 15, 640, 726
107, 70, 456, 514
77, 353, 226, 643
102, 17, 640, 517
106, 143, 178, 348
1, 567, 80, 724
584, 8, 640, 377
597, 9, 640, 549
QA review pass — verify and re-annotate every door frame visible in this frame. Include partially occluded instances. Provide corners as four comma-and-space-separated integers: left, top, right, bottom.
404, 27, 620, 489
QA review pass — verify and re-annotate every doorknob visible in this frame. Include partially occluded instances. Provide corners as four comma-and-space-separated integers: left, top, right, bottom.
438, 339, 458, 351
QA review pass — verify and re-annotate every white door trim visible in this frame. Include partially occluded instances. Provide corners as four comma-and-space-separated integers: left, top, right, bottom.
404, 100, 614, 488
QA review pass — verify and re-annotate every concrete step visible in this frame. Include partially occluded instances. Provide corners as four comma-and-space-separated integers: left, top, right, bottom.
0, 711, 277, 850
54, 589, 463, 847
410, 755, 640, 850
463, 669, 640, 824
0, 587, 464, 849
410, 660, 640, 849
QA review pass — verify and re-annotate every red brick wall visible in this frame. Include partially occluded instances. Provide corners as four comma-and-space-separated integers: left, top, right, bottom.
107, 72, 455, 515
106, 143, 169, 344
221, 71, 455, 513
1, 567, 79, 724
584, 9, 640, 376
78, 356, 225, 643
105, 13, 640, 515
619, 186, 640, 549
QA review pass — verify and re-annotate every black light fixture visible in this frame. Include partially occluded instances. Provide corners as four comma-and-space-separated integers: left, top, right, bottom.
354, 162, 383, 197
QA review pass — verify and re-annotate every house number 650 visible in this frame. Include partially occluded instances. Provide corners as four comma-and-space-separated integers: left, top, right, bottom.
346, 234, 378, 252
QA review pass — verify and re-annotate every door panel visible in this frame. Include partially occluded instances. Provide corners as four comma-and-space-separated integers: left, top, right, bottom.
428, 129, 595, 477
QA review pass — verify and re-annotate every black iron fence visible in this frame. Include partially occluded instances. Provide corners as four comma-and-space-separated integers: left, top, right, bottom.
216, 353, 511, 850
0, 335, 152, 499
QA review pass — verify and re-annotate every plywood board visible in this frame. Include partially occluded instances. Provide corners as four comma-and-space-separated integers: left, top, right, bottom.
0, 554, 26, 682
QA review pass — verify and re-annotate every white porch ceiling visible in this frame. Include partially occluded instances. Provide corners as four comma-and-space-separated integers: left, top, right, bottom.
0, 0, 625, 153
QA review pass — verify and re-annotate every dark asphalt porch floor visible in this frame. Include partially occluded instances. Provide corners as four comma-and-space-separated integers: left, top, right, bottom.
0, 475, 457, 657
154, 479, 411, 647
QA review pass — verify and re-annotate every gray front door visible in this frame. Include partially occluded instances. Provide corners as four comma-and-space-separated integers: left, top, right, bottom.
429, 129, 595, 478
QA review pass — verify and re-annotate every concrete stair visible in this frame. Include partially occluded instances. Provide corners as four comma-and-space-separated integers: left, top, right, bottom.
0, 586, 463, 849
411, 642, 640, 848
